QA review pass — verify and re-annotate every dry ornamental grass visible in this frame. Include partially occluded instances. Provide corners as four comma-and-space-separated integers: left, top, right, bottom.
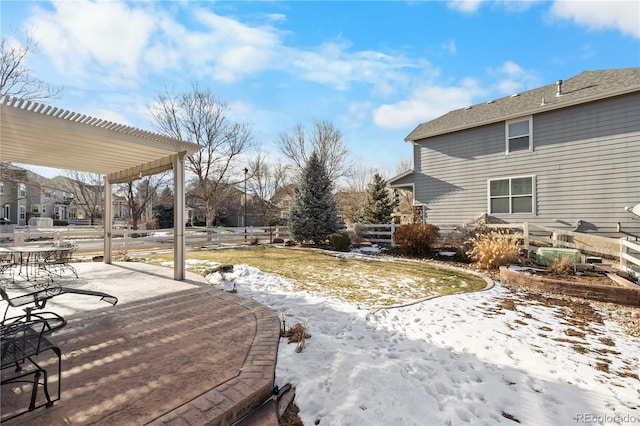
466, 232, 521, 270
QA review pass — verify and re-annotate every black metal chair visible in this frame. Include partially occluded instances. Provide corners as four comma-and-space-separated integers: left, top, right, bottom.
1, 318, 62, 421
1, 285, 118, 332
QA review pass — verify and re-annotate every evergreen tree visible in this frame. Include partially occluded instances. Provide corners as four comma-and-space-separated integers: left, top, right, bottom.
288, 151, 338, 244
358, 173, 399, 224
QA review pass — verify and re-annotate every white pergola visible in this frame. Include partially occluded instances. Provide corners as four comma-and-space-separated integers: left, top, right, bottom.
0, 96, 201, 280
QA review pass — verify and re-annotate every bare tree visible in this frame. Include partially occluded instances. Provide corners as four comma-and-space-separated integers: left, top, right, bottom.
118, 173, 169, 230
278, 120, 354, 183
247, 153, 293, 225
340, 164, 374, 225
150, 83, 253, 233
0, 32, 62, 100
54, 172, 104, 225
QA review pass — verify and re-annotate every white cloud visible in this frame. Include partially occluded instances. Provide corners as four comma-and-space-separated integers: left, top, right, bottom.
441, 40, 457, 55
550, 0, 640, 38
24, 1, 415, 94
373, 79, 486, 129
229, 100, 253, 115
192, 10, 283, 82
488, 61, 541, 95
27, 0, 157, 86
447, 0, 487, 13
290, 41, 420, 95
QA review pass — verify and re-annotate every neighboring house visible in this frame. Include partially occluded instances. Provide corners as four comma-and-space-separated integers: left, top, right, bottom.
186, 182, 262, 227
0, 162, 57, 226
270, 184, 296, 222
389, 68, 640, 237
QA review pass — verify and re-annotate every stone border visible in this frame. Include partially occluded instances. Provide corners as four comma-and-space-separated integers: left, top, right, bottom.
499, 266, 640, 307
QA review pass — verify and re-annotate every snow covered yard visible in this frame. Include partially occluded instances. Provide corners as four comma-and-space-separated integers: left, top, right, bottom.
203, 262, 640, 426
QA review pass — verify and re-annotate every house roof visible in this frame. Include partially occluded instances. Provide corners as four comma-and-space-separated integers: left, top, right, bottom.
0, 96, 201, 183
387, 169, 414, 189
405, 67, 640, 142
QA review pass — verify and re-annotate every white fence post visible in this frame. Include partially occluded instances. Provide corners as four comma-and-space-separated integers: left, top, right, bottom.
123, 229, 128, 255
523, 222, 530, 251
620, 237, 627, 272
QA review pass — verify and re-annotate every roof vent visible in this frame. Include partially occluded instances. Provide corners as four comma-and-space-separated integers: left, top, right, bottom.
486, 100, 494, 104
464, 106, 472, 110
556, 79, 563, 97
541, 97, 546, 106
510, 93, 520, 98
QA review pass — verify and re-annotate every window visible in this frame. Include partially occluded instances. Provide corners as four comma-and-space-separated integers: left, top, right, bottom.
19, 183, 26, 198
488, 176, 535, 214
19, 206, 26, 221
506, 117, 532, 153
32, 205, 40, 213
2, 204, 9, 220
0, 181, 3, 194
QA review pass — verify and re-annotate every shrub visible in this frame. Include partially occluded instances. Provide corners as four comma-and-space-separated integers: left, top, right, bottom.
547, 256, 575, 277
393, 224, 439, 257
272, 238, 285, 244
53, 220, 68, 226
466, 231, 521, 270
329, 232, 351, 251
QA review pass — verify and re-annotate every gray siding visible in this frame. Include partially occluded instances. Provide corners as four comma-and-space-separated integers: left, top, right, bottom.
414, 92, 640, 236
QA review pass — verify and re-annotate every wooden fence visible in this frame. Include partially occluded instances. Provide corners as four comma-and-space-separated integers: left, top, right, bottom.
355, 222, 640, 279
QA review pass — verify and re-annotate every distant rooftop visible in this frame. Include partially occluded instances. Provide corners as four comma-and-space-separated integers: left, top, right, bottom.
405, 67, 640, 142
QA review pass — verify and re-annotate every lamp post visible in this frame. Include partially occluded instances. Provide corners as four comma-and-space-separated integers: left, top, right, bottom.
244, 167, 248, 241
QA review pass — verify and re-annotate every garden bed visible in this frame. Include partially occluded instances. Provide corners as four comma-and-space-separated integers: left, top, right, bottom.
499, 265, 640, 307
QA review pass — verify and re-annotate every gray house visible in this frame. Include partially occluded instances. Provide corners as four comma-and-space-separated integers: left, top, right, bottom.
389, 67, 640, 237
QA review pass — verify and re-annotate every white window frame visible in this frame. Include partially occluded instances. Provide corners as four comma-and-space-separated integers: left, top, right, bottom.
19, 206, 26, 221
19, 183, 26, 198
2, 204, 9, 220
0, 181, 4, 195
487, 175, 536, 215
505, 116, 533, 154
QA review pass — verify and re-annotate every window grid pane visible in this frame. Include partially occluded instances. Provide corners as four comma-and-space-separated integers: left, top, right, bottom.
491, 198, 509, 213
489, 177, 534, 214
490, 180, 509, 196
508, 120, 529, 137
512, 196, 533, 213
511, 178, 532, 195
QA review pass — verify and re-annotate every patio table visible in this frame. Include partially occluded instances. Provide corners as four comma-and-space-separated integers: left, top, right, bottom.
1, 245, 77, 282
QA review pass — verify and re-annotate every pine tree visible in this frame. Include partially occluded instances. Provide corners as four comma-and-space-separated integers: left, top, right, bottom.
288, 151, 338, 244
358, 173, 399, 224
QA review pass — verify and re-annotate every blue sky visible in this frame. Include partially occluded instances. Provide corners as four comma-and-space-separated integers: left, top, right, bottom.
2, 0, 639, 179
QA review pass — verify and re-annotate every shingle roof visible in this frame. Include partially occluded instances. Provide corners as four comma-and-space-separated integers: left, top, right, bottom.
405, 67, 640, 142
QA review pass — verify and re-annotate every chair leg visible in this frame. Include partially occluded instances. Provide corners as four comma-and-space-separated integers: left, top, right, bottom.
28, 370, 41, 411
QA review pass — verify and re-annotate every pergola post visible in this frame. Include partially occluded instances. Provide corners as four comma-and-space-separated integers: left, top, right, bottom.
173, 152, 186, 280
104, 176, 113, 264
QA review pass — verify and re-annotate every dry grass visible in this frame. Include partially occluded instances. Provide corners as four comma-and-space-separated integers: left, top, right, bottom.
281, 322, 311, 353
142, 247, 488, 307
467, 232, 521, 270
547, 256, 576, 277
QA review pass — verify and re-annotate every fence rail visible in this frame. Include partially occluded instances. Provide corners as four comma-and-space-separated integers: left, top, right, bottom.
0, 226, 290, 255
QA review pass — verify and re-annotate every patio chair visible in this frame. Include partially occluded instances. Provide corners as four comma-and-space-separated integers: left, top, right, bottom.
1, 285, 118, 333
1, 318, 62, 421
0, 251, 16, 281
37, 245, 78, 279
